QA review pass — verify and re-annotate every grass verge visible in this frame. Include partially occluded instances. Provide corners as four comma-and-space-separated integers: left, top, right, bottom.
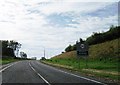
0, 57, 30, 65
0, 58, 19, 65
41, 59, 119, 83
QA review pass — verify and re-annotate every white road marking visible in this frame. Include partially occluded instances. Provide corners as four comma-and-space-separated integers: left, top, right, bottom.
54, 68, 107, 85
0, 62, 17, 72
29, 62, 51, 85
0, 63, 13, 69
39, 61, 107, 85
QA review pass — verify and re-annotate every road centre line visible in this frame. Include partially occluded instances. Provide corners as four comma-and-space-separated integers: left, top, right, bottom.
29, 62, 51, 85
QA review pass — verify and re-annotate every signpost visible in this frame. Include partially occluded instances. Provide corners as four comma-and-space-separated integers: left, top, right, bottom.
76, 41, 89, 69
76, 42, 88, 56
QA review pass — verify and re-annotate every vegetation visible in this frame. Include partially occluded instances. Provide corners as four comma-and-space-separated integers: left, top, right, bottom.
86, 25, 120, 45
0, 40, 28, 64
0, 57, 33, 65
65, 25, 120, 52
48, 38, 120, 71
42, 49, 119, 81
1, 40, 21, 58
0, 40, 28, 59
20, 51, 27, 58
47, 38, 120, 69
44, 57, 119, 72
41, 25, 120, 82
62, 38, 119, 60
40, 57, 46, 60
0, 57, 19, 64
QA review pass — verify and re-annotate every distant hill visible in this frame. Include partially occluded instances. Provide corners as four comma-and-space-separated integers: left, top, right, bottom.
52, 38, 119, 60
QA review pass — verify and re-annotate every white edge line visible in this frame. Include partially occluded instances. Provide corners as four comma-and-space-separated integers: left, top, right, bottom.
56, 69, 107, 85
43, 62, 107, 85
0, 62, 17, 72
29, 62, 51, 85
0, 63, 11, 69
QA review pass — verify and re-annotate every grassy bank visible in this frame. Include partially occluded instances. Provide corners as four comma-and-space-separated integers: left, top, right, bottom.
41, 39, 120, 82
44, 58, 119, 71
41, 58, 119, 82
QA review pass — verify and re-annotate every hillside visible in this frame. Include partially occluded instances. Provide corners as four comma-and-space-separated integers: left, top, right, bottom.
52, 38, 119, 60
42, 38, 120, 82
64, 26, 120, 52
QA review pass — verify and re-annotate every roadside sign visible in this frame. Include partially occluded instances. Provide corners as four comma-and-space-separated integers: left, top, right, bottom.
76, 42, 89, 56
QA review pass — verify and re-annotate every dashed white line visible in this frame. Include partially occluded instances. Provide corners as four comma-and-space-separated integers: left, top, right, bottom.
37, 73, 50, 85
29, 62, 51, 85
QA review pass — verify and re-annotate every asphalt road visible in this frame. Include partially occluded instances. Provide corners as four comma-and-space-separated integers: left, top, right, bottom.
1, 60, 107, 85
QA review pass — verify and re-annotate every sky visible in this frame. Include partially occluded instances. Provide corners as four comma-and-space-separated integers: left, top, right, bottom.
0, 0, 119, 59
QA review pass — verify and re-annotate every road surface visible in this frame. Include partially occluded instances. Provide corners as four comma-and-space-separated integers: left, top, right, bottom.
1, 60, 107, 85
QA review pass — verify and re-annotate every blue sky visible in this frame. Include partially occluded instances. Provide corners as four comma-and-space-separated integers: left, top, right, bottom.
0, 0, 119, 59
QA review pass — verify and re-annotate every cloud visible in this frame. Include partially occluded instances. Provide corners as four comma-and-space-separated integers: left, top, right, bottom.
86, 3, 118, 17
0, 0, 118, 59
28, 2, 114, 16
45, 13, 79, 28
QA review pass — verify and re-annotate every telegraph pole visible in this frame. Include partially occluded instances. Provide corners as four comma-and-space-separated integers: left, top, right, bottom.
44, 48, 45, 59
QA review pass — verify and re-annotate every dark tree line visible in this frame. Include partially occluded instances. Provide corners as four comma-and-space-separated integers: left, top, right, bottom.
65, 25, 120, 52
86, 25, 120, 45
65, 38, 85, 52
1, 40, 21, 58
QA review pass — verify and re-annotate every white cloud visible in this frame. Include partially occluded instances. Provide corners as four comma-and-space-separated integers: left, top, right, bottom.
60, 0, 119, 2
29, 2, 114, 16
0, 0, 118, 59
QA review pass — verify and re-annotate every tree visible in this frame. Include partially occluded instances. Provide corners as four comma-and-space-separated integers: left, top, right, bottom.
80, 38, 84, 43
86, 25, 120, 45
2, 40, 22, 58
8, 40, 21, 57
64, 25, 120, 52
41, 57, 46, 60
20, 52, 27, 58
65, 44, 72, 52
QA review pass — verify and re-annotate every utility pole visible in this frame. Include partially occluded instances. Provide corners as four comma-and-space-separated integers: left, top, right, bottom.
44, 48, 45, 58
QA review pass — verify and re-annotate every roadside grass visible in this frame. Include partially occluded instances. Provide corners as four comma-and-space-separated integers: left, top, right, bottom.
0, 59, 2, 64
40, 39, 119, 83
1, 57, 34, 65
1, 58, 19, 64
41, 58, 119, 81
45, 58, 119, 71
